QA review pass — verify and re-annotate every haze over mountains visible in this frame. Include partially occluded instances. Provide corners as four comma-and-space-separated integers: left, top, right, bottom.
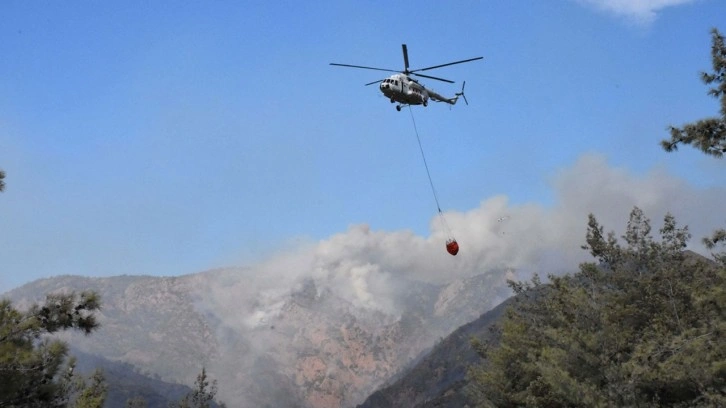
4, 154, 726, 406
6, 269, 511, 407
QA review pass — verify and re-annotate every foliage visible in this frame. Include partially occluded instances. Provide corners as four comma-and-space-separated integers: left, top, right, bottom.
0, 291, 103, 407
703, 228, 726, 267
0, 169, 4, 192
69, 369, 107, 408
468, 208, 726, 407
170, 367, 226, 408
662, 28, 726, 157
662, 25, 726, 287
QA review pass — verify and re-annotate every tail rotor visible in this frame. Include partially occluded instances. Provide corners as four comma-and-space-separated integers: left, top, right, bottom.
455, 81, 469, 105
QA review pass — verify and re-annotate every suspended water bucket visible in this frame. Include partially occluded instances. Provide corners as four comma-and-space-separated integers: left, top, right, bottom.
446, 239, 459, 256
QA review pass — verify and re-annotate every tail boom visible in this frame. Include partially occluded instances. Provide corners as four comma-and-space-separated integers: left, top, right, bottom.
428, 81, 468, 106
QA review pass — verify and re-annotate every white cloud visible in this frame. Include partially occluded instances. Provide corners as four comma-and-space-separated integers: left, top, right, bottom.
576, 0, 700, 24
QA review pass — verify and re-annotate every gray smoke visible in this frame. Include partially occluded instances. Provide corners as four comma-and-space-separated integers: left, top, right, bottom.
187, 153, 725, 406
199, 153, 725, 328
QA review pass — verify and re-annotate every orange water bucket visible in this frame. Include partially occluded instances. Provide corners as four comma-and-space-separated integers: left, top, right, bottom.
446, 239, 459, 256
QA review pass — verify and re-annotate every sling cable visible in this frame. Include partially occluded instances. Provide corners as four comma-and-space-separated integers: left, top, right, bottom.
408, 106, 459, 256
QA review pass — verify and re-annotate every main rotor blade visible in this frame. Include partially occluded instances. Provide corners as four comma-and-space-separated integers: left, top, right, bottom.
412, 72, 454, 83
330, 63, 399, 73
365, 79, 385, 86
410, 56, 483, 73
402, 44, 410, 73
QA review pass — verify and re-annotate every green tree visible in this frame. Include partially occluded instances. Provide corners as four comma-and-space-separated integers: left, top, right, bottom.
171, 367, 226, 408
662, 27, 726, 268
662, 28, 726, 157
0, 291, 102, 407
68, 369, 107, 408
468, 208, 726, 407
703, 228, 726, 266
0, 169, 5, 192
469, 25, 726, 408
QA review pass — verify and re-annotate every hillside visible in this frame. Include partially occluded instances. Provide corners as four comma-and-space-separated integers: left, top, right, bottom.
70, 349, 199, 408
358, 248, 725, 407
357, 296, 512, 408
4, 268, 511, 407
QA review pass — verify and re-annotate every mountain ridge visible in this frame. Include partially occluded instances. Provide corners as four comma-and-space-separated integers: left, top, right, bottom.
3, 266, 512, 407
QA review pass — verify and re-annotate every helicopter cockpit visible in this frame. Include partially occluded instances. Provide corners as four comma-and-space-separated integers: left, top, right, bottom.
380, 78, 401, 90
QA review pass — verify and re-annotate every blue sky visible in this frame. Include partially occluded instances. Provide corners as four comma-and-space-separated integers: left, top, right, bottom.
2, 1, 726, 293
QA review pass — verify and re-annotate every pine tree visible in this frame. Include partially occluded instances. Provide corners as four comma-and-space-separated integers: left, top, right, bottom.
661, 27, 726, 269
69, 369, 107, 408
703, 228, 726, 266
662, 28, 726, 157
171, 367, 226, 408
0, 291, 102, 407
468, 208, 726, 407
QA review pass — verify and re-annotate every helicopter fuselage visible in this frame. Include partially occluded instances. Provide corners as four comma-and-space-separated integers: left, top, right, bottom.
379, 74, 430, 107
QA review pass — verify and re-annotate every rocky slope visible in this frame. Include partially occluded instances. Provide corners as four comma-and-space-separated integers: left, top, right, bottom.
4, 268, 511, 407
357, 298, 513, 408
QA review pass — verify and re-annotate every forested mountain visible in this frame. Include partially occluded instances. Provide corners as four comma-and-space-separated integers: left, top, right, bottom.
357, 296, 513, 408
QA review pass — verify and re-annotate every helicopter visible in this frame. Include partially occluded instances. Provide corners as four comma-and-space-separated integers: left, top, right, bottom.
331, 44, 483, 111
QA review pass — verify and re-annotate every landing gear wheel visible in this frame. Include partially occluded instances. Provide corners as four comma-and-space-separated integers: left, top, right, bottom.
390, 98, 395, 103
423, 100, 428, 107
396, 105, 401, 111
